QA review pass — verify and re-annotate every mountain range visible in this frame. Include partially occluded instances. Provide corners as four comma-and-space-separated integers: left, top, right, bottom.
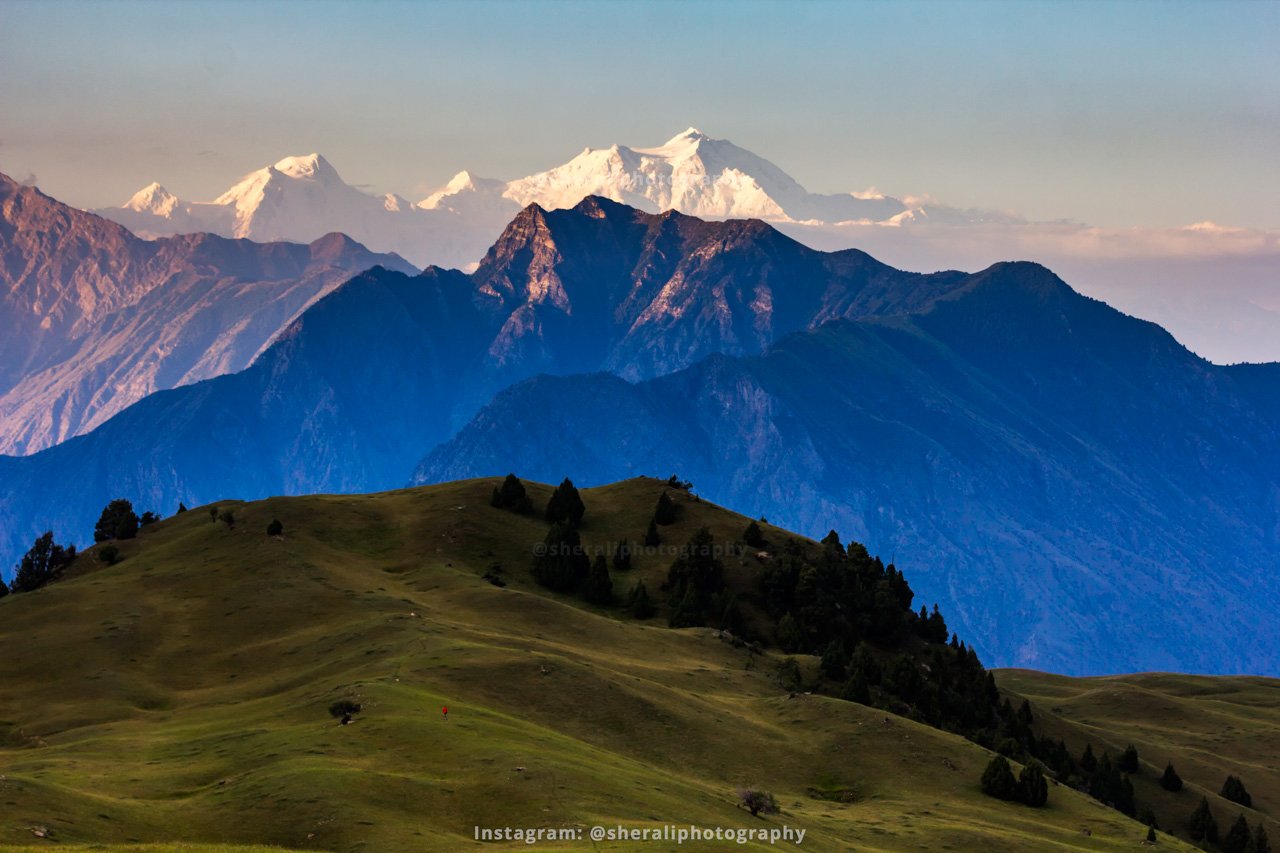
2, 187, 1277, 675
93, 129, 1012, 269
0, 172, 415, 455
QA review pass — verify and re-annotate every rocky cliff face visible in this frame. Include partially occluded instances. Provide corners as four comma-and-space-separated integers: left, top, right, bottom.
0, 173, 415, 453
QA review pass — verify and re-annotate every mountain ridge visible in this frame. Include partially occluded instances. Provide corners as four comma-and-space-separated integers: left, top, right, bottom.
0, 171, 416, 454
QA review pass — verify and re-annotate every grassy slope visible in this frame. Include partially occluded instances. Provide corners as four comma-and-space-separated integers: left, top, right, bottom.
0, 477, 1190, 851
1000, 669, 1280, 844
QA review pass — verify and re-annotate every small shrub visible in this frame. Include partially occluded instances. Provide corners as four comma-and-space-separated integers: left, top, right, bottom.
737, 788, 778, 817
328, 699, 362, 724
218, 509, 236, 529
98, 545, 120, 565
267, 519, 283, 536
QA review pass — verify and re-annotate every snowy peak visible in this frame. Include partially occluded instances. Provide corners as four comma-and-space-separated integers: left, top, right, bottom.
123, 182, 181, 216
417, 170, 508, 209
503, 128, 913, 224
94, 129, 1021, 269
272, 152, 339, 181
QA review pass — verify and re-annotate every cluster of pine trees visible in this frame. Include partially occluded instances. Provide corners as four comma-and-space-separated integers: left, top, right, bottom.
3, 497, 166, 597
1189, 795, 1270, 853
980, 755, 1048, 806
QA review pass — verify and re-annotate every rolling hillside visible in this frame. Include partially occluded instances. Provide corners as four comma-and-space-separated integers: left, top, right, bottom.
0, 477, 1210, 851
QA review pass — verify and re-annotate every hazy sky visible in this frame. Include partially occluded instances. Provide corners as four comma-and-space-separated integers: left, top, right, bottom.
1, 0, 1277, 228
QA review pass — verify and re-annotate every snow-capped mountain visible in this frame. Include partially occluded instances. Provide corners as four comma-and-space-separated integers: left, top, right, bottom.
95, 130, 1017, 268
504, 127, 909, 222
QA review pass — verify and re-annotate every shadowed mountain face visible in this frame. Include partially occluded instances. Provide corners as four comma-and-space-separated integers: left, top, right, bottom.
415, 263, 1280, 675
0, 172, 416, 454
2, 195, 1277, 674
0, 196, 964, 575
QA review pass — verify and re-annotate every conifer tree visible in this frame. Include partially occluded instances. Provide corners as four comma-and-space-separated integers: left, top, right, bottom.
644, 518, 660, 547
776, 612, 802, 653
841, 669, 871, 705
981, 756, 1017, 800
653, 491, 677, 525
1225, 814, 1253, 853
1080, 743, 1097, 773
1189, 796, 1219, 845
177, 502, 188, 513
742, 520, 766, 548
627, 580, 655, 619
1118, 744, 1139, 774
848, 642, 882, 686
1251, 824, 1271, 853
544, 478, 586, 526
491, 473, 533, 512
1160, 762, 1183, 792
94, 498, 139, 542
532, 523, 589, 591
611, 539, 632, 571
820, 640, 847, 680
583, 554, 613, 605
1222, 775, 1253, 808
11, 531, 76, 593
1017, 764, 1049, 807
267, 519, 284, 536
668, 583, 701, 628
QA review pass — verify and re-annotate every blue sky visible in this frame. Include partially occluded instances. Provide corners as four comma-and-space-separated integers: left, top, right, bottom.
1, 0, 1277, 227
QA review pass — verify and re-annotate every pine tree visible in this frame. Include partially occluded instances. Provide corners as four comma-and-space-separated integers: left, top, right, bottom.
544, 478, 586, 526
1080, 743, 1097, 773
644, 518, 660, 547
10, 531, 76, 593
611, 540, 632, 571
1146, 827, 1156, 843
1017, 764, 1049, 807
742, 520, 766, 547
841, 669, 871, 704
1250, 824, 1271, 853
1118, 744, 1139, 774
531, 523, 589, 591
820, 640, 847, 680
848, 642, 882, 686
668, 583, 701, 628
776, 612, 803, 653
627, 580, 655, 619
653, 491, 677, 525
94, 498, 139, 542
583, 555, 613, 605
1189, 796, 1219, 845
981, 755, 1017, 800
1225, 814, 1252, 853
1222, 775, 1253, 808
1160, 762, 1183, 791
177, 502, 188, 513
491, 473, 533, 512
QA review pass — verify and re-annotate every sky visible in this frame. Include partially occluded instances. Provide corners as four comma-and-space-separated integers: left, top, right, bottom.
0, 0, 1277, 229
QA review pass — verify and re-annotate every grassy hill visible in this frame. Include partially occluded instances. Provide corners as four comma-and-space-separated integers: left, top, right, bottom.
1000, 669, 1279, 847
0, 477, 1211, 850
